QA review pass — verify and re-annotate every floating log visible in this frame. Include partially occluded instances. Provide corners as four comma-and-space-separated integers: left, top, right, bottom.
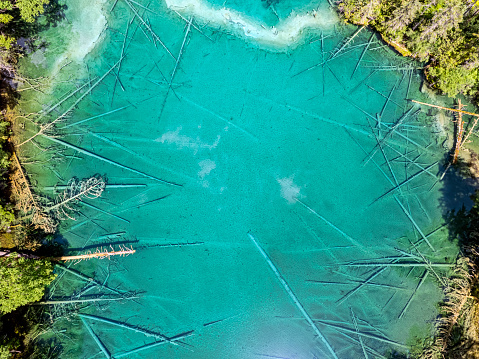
453, 99, 464, 164
411, 99, 479, 117
35, 295, 138, 305
52, 247, 135, 261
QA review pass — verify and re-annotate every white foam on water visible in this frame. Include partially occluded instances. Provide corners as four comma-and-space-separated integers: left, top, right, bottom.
164, 0, 336, 49
52, 0, 107, 71
155, 127, 221, 154
198, 159, 217, 179
278, 176, 301, 204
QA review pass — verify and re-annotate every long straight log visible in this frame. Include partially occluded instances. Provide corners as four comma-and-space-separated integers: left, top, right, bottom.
335, 330, 387, 359
398, 270, 428, 319
123, 0, 176, 60
114, 330, 194, 358
380, 81, 397, 117
336, 266, 387, 305
248, 233, 339, 359
55, 264, 124, 295
295, 199, 366, 252
383, 143, 436, 178
368, 119, 400, 188
52, 248, 135, 261
44, 136, 181, 186
35, 296, 139, 305
411, 100, 479, 117
366, 85, 404, 110
337, 262, 451, 268
41, 79, 94, 118
158, 16, 193, 120
345, 129, 395, 187
453, 99, 464, 164
80, 317, 111, 358
364, 106, 419, 165
330, 26, 365, 60
408, 239, 446, 286
314, 320, 408, 349
350, 308, 369, 359
18, 59, 124, 147
78, 314, 178, 345
341, 95, 426, 149
43, 184, 146, 191
394, 196, 435, 251
349, 70, 377, 94
172, 9, 214, 42
461, 115, 479, 150
79, 200, 130, 223
61, 104, 132, 129
351, 33, 374, 79
370, 161, 438, 205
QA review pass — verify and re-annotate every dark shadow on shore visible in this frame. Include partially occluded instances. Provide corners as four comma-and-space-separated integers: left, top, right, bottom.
438, 154, 478, 220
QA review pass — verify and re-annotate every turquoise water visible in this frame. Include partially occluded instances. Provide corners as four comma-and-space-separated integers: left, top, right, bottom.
16, 0, 463, 358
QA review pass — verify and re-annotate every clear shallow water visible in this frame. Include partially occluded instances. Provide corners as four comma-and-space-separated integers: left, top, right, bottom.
16, 0, 462, 358
202, 0, 324, 26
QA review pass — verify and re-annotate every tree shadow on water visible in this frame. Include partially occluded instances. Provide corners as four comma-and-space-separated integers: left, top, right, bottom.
438, 151, 479, 244
2, 0, 68, 51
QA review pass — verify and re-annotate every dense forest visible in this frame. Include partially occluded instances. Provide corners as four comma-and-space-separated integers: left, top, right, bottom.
338, 0, 479, 100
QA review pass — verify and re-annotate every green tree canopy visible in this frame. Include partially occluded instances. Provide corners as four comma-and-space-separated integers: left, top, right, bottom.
0, 0, 50, 49
0, 255, 55, 314
16, 0, 49, 23
338, 0, 479, 100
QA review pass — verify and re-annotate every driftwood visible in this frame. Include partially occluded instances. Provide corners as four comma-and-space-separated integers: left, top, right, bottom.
10, 152, 56, 233
0, 246, 135, 262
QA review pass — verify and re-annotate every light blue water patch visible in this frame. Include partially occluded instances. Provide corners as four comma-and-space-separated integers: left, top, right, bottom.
15, 0, 463, 358
202, 0, 326, 26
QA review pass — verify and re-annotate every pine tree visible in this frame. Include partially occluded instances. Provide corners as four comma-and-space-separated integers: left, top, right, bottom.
0, 255, 55, 314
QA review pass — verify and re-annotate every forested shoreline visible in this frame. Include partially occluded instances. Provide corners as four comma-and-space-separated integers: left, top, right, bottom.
337, 1, 479, 357
0, 1, 64, 358
1, 0, 479, 358
338, 0, 479, 100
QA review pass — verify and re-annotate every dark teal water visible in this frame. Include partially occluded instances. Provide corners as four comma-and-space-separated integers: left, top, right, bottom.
16, 0, 460, 358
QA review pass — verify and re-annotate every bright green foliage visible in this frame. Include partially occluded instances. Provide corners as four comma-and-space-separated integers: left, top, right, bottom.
427, 65, 479, 98
0, 14, 12, 23
0, 346, 10, 359
0, 147, 9, 169
338, 0, 479, 100
0, 0, 51, 50
0, 206, 14, 231
16, 0, 49, 23
0, 34, 14, 49
0, 1, 13, 10
338, 0, 385, 25
0, 256, 55, 314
